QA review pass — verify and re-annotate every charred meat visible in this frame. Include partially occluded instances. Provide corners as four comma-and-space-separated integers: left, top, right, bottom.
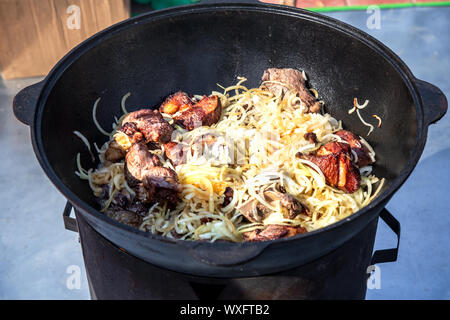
118, 122, 144, 145
304, 132, 318, 144
261, 68, 321, 113
159, 91, 194, 115
105, 209, 143, 229
125, 142, 162, 185
242, 224, 306, 242
278, 193, 306, 219
121, 109, 173, 144
238, 188, 307, 223
174, 95, 222, 130
222, 187, 234, 208
105, 140, 127, 162
336, 130, 374, 167
124, 142, 180, 204
297, 141, 361, 193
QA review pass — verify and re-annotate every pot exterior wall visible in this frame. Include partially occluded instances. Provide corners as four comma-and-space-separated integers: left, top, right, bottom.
77, 211, 378, 299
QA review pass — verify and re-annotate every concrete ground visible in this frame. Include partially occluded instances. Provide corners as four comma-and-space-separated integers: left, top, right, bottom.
0, 6, 448, 299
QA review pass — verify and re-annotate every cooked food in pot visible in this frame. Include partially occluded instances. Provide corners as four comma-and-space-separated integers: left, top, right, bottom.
75, 68, 384, 242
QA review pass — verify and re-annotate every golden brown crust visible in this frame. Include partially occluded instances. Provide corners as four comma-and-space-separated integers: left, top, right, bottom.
261, 68, 320, 113
159, 91, 194, 115
122, 109, 173, 144
105, 140, 127, 162
174, 95, 221, 130
297, 141, 361, 193
242, 224, 306, 242
336, 130, 374, 167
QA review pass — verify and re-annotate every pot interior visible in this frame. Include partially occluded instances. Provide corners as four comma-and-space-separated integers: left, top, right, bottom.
39, 6, 418, 223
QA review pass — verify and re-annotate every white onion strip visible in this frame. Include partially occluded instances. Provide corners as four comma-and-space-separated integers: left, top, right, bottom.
92, 97, 111, 136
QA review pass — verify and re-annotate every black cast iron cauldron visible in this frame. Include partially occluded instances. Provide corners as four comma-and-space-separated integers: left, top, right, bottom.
13, 2, 447, 278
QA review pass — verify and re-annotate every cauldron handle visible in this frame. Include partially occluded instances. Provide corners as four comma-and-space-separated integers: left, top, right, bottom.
415, 78, 448, 126
371, 208, 400, 265
12, 81, 45, 126
63, 201, 78, 233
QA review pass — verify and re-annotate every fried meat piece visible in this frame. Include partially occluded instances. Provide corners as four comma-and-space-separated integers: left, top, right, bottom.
142, 166, 180, 191
125, 143, 162, 186
121, 109, 173, 144
297, 141, 361, 193
118, 122, 144, 145
124, 143, 180, 204
242, 224, 306, 242
238, 189, 307, 223
336, 130, 374, 167
222, 187, 234, 208
163, 133, 218, 166
304, 132, 318, 144
163, 141, 188, 166
134, 169, 181, 205
174, 95, 221, 130
261, 68, 321, 113
105, 209, 143, 229
316, 141, 351, 156
159, 91, 194, 115
105, 140, 127, 162
278, 193, 305, 219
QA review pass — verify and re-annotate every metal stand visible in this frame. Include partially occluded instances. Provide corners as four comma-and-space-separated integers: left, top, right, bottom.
76, 211, 378, 300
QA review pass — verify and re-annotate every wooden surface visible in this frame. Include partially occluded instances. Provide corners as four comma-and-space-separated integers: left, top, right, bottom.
0, 0, 130, 79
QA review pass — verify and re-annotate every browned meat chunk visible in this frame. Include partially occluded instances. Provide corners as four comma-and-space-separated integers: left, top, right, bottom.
133, 170, 180, 205
126, 202, 148, 216
134, 182, 155, 204
119, 122, 144, 145
130, 169, 180, 204
242, 224, 306, 242
142, 166, 180, 191
174, 95, 222, 130
238, 199, 267, 223
278, 193, 305, 219
105, 209, 142, 229
316, 141, 351, 156
113, 192, 128, 208
336, 130, 374, 167
124, 142, 180, 204
297, 141, 361, 193
163, 141, 188, 166
105, 140, 126, 162
304, 132, 318, 144
261, 68, 321, 113
222, 187, 234, 208
159, 91, 194, 115
336, 152, 361, 192
238, 189, 306, 223
122, 109, 173, 144
125, 143, 162, 186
